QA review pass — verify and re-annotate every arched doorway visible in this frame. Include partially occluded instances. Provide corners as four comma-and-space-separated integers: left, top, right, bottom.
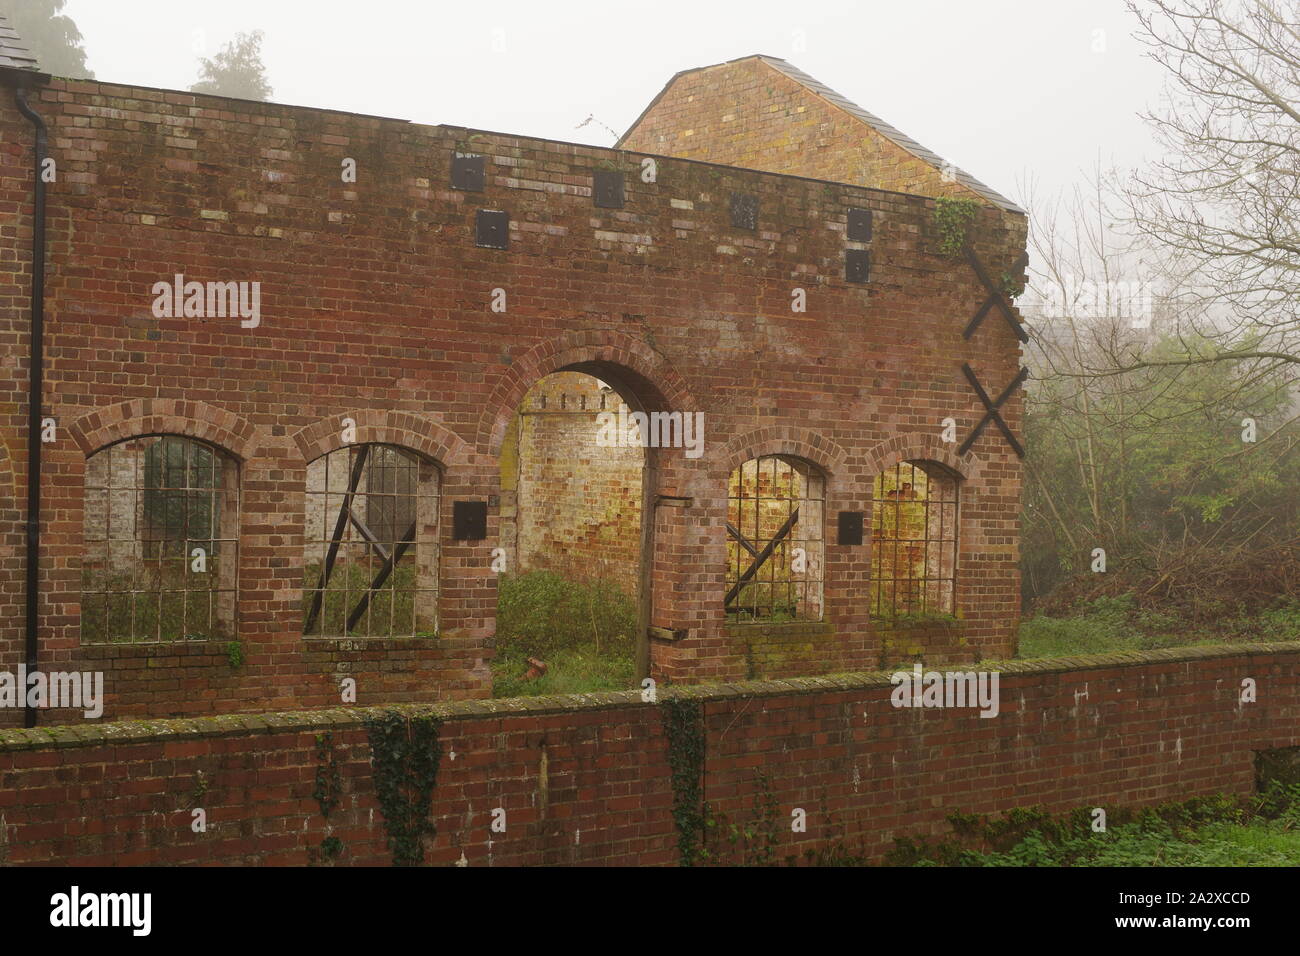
494, 365, 656, 695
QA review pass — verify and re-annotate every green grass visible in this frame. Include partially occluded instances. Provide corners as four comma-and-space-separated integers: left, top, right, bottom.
491, 645, 635, 698
1017, 593, 1300, 660
968, 819, 1300, 867
890, 784, 1300, 867
492, 570, 637, 697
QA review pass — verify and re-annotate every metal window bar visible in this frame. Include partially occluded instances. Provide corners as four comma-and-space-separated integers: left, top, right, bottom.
869, 462, 959, 617
303, 443, 438, 638
726, 455, 824, 622
81, 436, 237, 644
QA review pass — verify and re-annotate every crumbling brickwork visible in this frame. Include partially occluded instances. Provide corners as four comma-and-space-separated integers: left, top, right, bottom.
0, 55, 1027, 723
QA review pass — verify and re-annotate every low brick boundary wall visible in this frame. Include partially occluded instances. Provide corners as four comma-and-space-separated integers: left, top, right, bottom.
2, 643, 1298, 866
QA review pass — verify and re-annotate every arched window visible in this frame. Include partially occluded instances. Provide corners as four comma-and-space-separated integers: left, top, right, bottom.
82, 436, 239, 643
726, 455, 825, 622
303, 443, 440, 638
870, 460, 958, 617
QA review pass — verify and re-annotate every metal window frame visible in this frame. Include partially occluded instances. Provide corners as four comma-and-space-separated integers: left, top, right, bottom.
81, 435, 239, 645
725, 455, 825, 623
868, 461, 959, 617
303, 443, 440, 638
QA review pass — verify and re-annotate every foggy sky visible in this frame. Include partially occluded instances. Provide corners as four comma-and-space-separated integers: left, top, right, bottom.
63, 0, 1168, 206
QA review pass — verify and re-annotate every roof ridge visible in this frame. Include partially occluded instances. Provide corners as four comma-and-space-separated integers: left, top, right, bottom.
756, 57, 1023, 215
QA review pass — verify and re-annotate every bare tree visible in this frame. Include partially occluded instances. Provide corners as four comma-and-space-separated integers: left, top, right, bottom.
1018, 169, 1299, 608
1121, 0, 1300, 378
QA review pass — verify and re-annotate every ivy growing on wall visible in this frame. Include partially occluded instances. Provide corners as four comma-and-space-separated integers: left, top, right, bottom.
662, 697, 708, 866
313, 732, 342, 819
365, 711, 444, 867
932, 197, 981, 258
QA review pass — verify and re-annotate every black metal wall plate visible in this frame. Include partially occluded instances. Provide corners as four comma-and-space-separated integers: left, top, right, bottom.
730, 192, 759, 230
451, 152, 485, 191
593, 169, 625, 209
475, 209, 509, 249
453, 500, 488, 540
846, 249, 870, 283
837, 511, 864, 546
847, 208, 873, 241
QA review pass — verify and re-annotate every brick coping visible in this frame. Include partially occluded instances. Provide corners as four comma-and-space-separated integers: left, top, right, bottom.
3, 640, 1298, 752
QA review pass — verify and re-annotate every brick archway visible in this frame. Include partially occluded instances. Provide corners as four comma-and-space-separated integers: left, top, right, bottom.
861, 432, 981, 483
476, 329, 696, 458
70, 399, 259, 460
291, 409, 473, 469
721, 426, 849, 478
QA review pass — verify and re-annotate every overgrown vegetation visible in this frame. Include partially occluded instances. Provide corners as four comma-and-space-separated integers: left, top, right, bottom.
364, 711, 443, 867
1017, 593, 1300, 659
1024, 328, 1299, 616
492, 570, 637, 697
301, 562, 437, 638
888, 783, 1300, 866
1019, 0, 1300, 647
663, 698, 709, 866
932, 197, 981, 257
80, 566, 232, 643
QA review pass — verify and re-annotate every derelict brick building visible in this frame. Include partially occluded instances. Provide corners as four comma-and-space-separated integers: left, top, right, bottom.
0, 26, 1028, 724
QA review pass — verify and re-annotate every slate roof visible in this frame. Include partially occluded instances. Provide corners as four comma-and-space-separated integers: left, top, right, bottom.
0, 13, 40, 72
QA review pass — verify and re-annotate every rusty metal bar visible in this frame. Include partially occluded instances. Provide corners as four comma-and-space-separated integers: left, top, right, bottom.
725, 507, 799, 608
304, 444, 370, 634
344, 519, 417, 633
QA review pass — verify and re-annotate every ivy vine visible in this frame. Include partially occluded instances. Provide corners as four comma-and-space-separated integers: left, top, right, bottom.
1000, 270, 1026, 300
318, 836, 343, 861
662, 698, 708, 866
703, 770, 780, 867
313, 732, 342, 819
365, 711, 444, 867
932, 196, 980, 258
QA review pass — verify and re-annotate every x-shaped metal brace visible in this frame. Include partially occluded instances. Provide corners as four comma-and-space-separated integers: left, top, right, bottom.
962, 248, 1028, 343
303, 445, 418, 635
959, 363, 1028, 458
725, 508, 800, 608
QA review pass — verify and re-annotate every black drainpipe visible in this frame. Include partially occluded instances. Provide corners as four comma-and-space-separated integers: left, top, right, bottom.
15, 84, 46, 729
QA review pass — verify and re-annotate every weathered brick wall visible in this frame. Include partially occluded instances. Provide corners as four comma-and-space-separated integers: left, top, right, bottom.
0, 70, 1027, 723
508, 372, 642, 595
0, 644, 1295, 866
620, 56, 990, 208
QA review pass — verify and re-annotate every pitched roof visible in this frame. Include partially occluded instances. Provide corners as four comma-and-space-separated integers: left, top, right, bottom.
0, 13, 41, 72
620, 54, 1023, 215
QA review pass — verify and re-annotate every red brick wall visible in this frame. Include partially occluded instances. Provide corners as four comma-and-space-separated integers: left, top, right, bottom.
0, 72, 1026, 722
0, 644, 1295, 865
620, 56, 993, 208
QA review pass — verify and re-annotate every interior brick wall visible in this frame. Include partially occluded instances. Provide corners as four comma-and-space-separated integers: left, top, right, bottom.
510, 372, 642, 596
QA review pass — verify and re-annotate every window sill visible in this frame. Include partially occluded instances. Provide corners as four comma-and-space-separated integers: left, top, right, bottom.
302, 635, 441, 651
725, 619, 833, 639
